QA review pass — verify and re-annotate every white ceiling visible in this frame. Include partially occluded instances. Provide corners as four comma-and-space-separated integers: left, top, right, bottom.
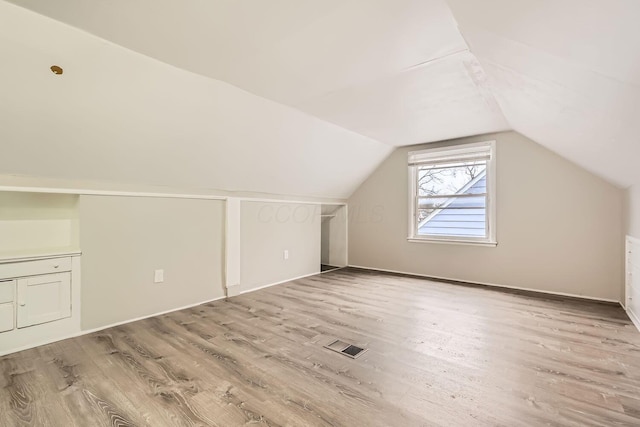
0, 1, 391, 199
447, 0, 640, 188
2, 0, 509, 147
1, 0, 639, 195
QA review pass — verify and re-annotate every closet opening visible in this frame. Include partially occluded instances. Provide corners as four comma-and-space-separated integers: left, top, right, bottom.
320, 204, 347, 273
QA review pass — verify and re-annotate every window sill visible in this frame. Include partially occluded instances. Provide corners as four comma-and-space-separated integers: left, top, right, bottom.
407, 237, 497, 247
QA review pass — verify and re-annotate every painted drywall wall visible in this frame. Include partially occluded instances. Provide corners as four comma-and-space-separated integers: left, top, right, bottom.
0, 192, 79, 253
348, 131, 624, 301
240, 201, 320, 293
625, 185, 640, 239
78, 195, 225, 330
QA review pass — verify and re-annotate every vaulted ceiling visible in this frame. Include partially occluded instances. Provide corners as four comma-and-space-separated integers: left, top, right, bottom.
448, 0, 640, 188
1, 0, 639, 198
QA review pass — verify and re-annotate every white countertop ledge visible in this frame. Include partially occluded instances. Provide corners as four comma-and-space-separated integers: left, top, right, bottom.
0, 248, 82, 264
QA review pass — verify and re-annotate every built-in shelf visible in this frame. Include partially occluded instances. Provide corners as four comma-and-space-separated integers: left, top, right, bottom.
0, 249, 82, 356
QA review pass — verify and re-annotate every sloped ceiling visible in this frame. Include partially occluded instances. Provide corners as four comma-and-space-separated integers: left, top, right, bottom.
447, 0, 640, 188
0, 1, 392, 199
3, 0, 509, 147
0, 0, 512, 200
1, 0, 637, 197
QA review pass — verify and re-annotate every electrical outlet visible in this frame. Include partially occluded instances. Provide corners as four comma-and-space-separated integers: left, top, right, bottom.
154, 269, 164, 283
283, 250, 289, 260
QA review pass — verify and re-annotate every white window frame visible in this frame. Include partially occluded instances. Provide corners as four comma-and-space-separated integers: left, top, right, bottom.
407, 141, 497, 246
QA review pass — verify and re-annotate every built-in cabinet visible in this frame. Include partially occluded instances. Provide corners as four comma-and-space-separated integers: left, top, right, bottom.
0, 280, 15, 332
0, 252, 81, 355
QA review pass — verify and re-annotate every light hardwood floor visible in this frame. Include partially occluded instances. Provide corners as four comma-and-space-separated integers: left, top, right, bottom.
1, 268, 640, 426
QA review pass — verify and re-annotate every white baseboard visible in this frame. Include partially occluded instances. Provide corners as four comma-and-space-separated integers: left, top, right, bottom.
348, 265, 621, 305
0, 295, 226, 357
239, 271, 320, 295
628, 308, 640, 333
86, 272, 321, 336
79, 295, 228, 336
10, 266, 626, 356
226, 284, 241, 297
320, 266, 347, 274
1, 270, 324, 357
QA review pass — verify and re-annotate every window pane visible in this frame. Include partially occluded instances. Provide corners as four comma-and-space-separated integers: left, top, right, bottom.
417, 196, 487, 238
417, 161, 486, 197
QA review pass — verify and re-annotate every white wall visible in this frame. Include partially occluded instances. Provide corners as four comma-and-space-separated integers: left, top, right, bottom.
78, 195, 225, 330
0, 192, 326, 334
626, 185, 640, 239
0, 192, 79, 254
240, 201, 320, 293
348, 131, 624, 301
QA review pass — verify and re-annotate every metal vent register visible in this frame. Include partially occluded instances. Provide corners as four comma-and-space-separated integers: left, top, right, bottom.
324, 339, 368, 359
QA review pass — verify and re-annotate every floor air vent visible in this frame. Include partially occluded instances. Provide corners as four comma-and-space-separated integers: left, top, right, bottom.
324, 339, 368, 359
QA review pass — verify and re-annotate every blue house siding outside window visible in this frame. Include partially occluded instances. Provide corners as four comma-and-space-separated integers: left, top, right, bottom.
418, 174, 487, 237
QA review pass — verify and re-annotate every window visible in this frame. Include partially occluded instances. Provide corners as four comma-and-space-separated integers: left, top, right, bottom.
408, 141, 496, 245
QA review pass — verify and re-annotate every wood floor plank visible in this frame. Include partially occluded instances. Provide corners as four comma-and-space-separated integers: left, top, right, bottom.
2, 268, 640, 426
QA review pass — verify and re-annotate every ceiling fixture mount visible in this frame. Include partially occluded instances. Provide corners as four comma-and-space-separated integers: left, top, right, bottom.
50, 65, 63, 75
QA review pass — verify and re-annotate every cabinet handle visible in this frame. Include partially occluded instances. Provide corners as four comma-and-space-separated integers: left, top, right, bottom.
53, 264, 60, 269
19, 302, 26, 307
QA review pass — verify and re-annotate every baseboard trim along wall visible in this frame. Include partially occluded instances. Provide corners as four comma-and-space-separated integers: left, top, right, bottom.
240, 271, 320, 295
349, 265, 621, 305
79, 295, 229, 336
0, 295, 226, 357
1, 271, 325, 356
628, 308, 640, 333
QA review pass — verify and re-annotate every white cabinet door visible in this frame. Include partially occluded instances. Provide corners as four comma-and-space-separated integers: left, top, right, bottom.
0, 303, 14, 332
0, 280, 14, 304
17, 273, 71, 328
0, 280, 15, 333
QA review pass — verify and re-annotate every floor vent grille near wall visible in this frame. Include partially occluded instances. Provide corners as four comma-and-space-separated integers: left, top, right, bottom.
324, 339, 368, 359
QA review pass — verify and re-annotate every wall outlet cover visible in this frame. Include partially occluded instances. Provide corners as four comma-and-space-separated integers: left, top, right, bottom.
154, 269, 164, 283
